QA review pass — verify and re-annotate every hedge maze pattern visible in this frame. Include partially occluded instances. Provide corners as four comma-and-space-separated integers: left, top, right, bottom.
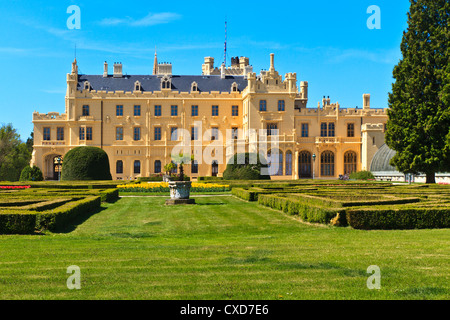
0, 185, 119, 234
231, 182, 450, 230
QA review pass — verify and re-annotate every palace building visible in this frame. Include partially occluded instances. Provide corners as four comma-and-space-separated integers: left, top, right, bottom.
31, 52, 388, 180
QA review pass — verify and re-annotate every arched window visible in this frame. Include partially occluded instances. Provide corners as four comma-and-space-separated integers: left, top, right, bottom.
84, 81, 90, 91
321, 151, 335, 176
231, 82, 238, 92
344, 151, 357, 175
191, 82, 198, 92
154, 160, 161, 173
161, 76, 171, 90
134, 160, 141, 174
212, 160, 218, 177
299, 151, 312, 178
134, 81, 141, 91
116, 160, 123, 174
285, 150, 292, 175
268, 149, 283, 176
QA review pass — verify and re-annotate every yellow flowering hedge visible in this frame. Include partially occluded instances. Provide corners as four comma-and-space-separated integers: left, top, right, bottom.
117, 182, 230, 193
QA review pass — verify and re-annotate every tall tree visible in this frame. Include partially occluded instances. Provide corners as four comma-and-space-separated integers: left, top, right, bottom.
386, 0, 450, 183
0, 124, 31, 181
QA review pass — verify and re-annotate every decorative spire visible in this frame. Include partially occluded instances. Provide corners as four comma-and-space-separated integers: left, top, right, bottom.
71, 58, 78, 75
153, 46, 158, 75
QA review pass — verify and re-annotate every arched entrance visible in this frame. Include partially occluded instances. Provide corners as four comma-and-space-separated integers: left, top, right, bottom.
344, 151, 357, 175
321, 151, 335, 177
211, 160, 218, 177
298, 151, 312, 178
44, 154, 63, 180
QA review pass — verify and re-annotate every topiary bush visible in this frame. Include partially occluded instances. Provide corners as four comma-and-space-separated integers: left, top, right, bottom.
223, 153, 270, 180
61, 147, 112, 181
349, 170, 375, 180
19, 165, 43, 181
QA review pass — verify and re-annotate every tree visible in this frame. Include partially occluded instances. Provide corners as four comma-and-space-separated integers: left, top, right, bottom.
0, 124, 31, 181
386, 0, 450, 183
61, 146, 112, 181
223, 152, 270, 180
19, 165, 43, 181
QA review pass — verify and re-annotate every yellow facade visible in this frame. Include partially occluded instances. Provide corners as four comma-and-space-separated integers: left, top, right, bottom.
31, 54, 388, 180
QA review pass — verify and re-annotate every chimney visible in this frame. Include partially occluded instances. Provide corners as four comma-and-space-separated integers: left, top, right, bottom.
113, 62, 123, 78
103, 61, 108, 78
220, 63, 225, 79
269, 53, 275, 72
363, 94, 371, 109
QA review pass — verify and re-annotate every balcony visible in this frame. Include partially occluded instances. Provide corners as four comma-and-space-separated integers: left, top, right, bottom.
41, 140, 66, 146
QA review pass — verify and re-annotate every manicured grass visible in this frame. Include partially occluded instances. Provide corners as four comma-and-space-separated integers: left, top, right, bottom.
0, 195, 448, 299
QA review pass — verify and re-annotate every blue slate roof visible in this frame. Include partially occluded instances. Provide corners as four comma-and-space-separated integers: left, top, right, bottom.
77, 74, 248, 93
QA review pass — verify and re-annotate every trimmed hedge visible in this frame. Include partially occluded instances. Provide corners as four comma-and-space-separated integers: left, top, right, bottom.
99, 189, 119, 202
346, 207, 450, 230
258, 194, 346, 225
35, 196, 101, 232
0, 212, 37, 234
61, 146, 112, 181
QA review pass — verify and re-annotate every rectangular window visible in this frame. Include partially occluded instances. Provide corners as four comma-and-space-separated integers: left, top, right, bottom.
116, 105, 123, 116
154, 127, 161, 141
57, 127, 64, 141
347, 123, 355, 137
267, 123, 278, 136
232, 105, 239, 117
171, 127, 178, 141
43, 127, 51, 141
79, 127, 85, 140
328, 123, 335, 137
211, 127, 219, 140
301, 123, 309, 137
320, 123, 328, 137
134, 105, 141, 117
191, 127, 198, 141
259, 100, 267, 112
134, 127, 141, 141
191, 160, 198, 174
212, 105, 219, 116
116, 127, 123, 141
232, 127, 238, 139
86, 127, 92, 141
82, 105, 90, 116
278, 100, 285, 111
154, 105, 161, 117
191, 105, 198, 117
171, 105, 178, 116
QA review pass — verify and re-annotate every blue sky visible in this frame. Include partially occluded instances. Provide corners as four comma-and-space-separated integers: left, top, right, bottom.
0, 0, 411, 140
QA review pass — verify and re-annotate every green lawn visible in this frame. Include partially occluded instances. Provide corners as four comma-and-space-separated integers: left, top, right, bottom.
0, 195, 448, 300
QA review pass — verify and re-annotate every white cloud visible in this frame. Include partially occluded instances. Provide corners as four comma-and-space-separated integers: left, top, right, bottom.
99, 12, 181, 27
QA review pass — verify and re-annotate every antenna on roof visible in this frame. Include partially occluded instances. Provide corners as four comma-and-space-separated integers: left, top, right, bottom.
224, 18, 227, 66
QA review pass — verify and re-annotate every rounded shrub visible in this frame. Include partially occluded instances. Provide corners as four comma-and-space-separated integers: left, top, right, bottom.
349, 170, 375, 180
19, 165, 43, 181
61, 146, 112, 181
223, 153, 270, 180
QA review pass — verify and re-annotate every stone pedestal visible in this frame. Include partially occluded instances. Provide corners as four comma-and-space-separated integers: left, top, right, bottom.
165, 181, 195, 205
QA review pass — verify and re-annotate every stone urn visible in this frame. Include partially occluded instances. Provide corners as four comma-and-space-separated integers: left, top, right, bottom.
165, 181, 195, 205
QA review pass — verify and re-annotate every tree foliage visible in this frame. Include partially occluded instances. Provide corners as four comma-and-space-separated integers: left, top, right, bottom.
0, 124, 31, 181
223, 153, 270, 180
61, 146, 112, 181
19, 165, 43, 182
386, 0, 450, 183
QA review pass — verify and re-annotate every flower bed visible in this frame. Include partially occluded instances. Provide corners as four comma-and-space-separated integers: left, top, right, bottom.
0, 185, 31, 190
117, 182, 230, 193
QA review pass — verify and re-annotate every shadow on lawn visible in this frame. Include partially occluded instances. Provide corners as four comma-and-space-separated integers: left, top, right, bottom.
53, 205, 108, 234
